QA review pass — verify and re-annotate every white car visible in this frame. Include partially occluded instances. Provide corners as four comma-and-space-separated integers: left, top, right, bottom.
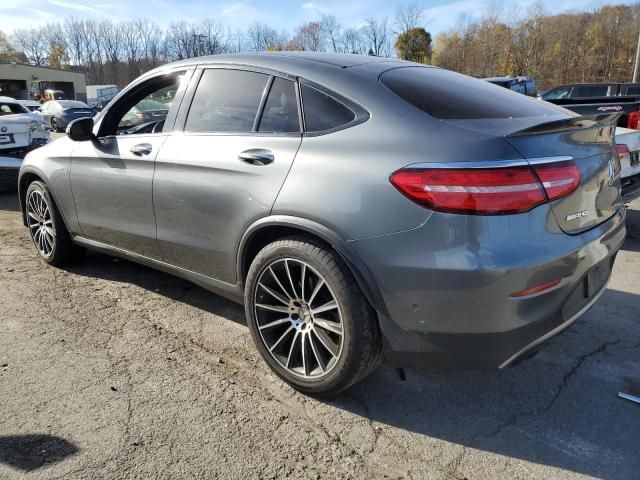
615, 127, 640, 202
0, 96, 49, 155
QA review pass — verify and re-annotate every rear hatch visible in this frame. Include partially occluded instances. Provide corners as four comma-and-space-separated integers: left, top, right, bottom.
378, 66, 623, 235
505, 115, 623, 234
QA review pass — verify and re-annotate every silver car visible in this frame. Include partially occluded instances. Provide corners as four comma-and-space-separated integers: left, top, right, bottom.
18, 53, 626, 395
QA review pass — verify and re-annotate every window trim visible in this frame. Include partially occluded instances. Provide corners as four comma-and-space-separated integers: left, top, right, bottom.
93, 67, 192, 139
176, 65, 303, 138
298, 79, 369, 137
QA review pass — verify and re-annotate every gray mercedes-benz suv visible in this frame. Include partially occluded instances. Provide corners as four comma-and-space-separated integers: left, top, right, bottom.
19, 53, 626, 396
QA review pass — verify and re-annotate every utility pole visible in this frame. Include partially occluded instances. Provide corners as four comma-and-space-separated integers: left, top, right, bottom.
634, 30, 640, 82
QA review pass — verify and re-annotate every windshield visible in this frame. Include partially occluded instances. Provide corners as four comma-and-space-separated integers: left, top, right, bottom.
0, 102, 29, 115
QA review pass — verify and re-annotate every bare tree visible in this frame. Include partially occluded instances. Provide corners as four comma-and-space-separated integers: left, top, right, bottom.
341, 28, 366, 54
320, 15, 341, 53
395, 3, 426, 33
289, 22, 323, 51
12, 28, 48, 65
247, 23, 283, 51
362, 17, 390, 56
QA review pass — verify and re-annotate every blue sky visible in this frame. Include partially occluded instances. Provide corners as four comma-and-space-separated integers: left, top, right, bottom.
0, 0, 634, 36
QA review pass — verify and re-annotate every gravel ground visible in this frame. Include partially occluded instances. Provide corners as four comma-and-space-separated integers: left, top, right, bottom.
0, 191, 639, 480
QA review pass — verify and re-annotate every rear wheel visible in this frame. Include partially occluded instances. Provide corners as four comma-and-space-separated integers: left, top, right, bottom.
25, 181, 80, 266
245, 236, 383, 396
50, 118, 60, 132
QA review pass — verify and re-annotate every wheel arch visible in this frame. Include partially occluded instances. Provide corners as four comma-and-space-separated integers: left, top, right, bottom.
18, 168, 47, 226
237, 216, 388, 316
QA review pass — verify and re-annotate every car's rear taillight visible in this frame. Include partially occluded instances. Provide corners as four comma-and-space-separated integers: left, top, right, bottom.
530, 160, 581, 200
627, 110, 640, 129
389, 161, 581, 215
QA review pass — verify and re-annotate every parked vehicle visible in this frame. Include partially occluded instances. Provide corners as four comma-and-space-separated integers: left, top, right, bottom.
539, 82, 640, 131
18, 53, 625, 395
87, 84, 119, 110
17, 99, 44, 112
40, 100, 95, 132
541, 82, 640, 100
483, 76, 537, 96
0, 96, 49, 155
614, 128, 640, 202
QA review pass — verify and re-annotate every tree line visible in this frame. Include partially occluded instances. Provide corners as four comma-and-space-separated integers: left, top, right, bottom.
0, 1, 639, 90
434, 2, 640, 88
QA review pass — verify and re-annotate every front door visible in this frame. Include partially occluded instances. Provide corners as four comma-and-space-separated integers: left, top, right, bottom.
69, 70, 189, 257
154, 69, 303, 283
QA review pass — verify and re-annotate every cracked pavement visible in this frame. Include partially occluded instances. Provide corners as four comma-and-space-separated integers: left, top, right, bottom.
1, 191, 639, 480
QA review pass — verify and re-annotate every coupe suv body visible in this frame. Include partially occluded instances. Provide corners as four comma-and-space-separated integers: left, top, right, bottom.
18, 53, 626, 395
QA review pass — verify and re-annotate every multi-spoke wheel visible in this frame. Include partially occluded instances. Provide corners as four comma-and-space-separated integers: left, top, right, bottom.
24, 181, 78, 266
27, 188, 55, 258
254, 258, 344, 379
245, 236, 383, 396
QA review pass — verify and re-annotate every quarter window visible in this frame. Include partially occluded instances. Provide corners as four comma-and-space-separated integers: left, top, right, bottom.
300, 83, 355, 133
185, 69, 269, 133
258, 77, 300, 133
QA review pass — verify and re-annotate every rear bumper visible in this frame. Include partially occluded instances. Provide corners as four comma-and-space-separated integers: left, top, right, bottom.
350, 205, 626, 369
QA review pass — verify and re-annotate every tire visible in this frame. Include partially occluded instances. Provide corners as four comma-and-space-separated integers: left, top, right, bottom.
50, 119, 60, 132
245, 235, 383, 397
25, 180, 79, 266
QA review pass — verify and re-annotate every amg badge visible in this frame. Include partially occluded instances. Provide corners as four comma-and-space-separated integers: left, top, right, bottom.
566, 210, 589, 221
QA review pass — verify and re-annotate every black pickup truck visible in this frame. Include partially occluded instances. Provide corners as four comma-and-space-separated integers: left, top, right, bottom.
541, 83, 640, 129
540, 83, 640, 201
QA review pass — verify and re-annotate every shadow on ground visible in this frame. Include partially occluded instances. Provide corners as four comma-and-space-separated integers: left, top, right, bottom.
0, 435, 78, 472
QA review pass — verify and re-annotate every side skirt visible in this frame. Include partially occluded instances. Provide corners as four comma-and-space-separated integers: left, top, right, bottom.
72, 236, 245, 304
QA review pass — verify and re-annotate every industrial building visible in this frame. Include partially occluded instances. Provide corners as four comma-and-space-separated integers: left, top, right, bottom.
0, 63, 87, 102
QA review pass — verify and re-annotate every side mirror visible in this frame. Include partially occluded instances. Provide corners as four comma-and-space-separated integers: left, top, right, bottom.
67, 117, 94, 142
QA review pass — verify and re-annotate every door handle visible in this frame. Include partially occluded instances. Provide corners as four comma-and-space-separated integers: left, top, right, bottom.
238, 149, 274, 166
130, 143, 152, 156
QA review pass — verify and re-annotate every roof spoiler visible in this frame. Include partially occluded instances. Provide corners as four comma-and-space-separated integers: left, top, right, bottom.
506, 113, 620, 137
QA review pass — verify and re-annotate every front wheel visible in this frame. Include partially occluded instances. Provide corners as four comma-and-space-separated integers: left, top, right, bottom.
25, 181, 79, 266
245, 236, 383, 397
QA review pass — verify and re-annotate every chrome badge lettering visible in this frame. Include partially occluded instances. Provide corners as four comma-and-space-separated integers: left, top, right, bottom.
566, 210, 589, 221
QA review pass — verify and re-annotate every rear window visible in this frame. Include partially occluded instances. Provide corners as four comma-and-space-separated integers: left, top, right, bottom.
300, 83, 355, 132
380, 67, 556, 120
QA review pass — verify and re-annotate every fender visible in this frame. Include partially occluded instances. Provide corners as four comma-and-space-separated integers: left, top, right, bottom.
237, 215, 389, 316
18, 165, 76, 238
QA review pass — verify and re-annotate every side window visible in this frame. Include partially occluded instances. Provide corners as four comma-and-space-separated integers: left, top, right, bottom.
300, 83, 356, 133
117, 84, 177, 131
510, 83, 526, 94
525, 81, 537, 96
100, 72, 184, 136
542, 87, 571, 100
185, 69, 269, 133
258, 77, 300, 133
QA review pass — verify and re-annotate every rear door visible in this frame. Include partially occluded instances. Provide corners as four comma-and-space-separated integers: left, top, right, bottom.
153, 67, 302, 283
